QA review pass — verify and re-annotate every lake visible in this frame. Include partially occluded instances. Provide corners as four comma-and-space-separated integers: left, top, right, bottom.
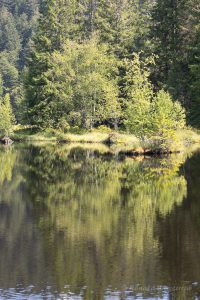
0, 143, 200, 299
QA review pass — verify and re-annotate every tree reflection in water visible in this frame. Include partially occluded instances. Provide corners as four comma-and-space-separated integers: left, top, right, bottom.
0, 144, 197, 299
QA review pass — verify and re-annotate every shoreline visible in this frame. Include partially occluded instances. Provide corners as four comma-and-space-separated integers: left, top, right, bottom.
1, 128, 200, 156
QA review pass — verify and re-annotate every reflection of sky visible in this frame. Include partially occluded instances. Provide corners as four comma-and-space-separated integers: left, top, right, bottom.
104, 287, 177, 300
0, 286, 188, 300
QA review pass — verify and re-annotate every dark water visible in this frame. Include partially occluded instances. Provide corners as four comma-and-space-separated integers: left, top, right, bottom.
0, 143, 200, 299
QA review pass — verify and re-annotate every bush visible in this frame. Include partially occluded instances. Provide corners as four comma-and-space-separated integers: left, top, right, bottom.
0, 93, 15, 136
124, 53, 153, 137
67, 112, 82, 127
57, 117, 70, 133
92, 125, 113, 133
150, 90, 186, 139
124, 54, 186, 141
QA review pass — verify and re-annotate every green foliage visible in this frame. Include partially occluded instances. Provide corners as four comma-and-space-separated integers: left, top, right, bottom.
61, 38, 120, 129
77, 0, 153, 57
27, 36, 120, 129
93, 125, 112, 133
151, 90, 186, 138
1, 0, 199, 132
93, 0, 137, 56
124, 53, 154, 137
189, 25, 200, 127
151, 0, 200, 106
57, 117, 70, 133
25, 0, 79, 128
0, 146, 16, 185
124, 54, 186, 141
0, 0, 40, 122
0, 74, 3, 96
0, 93, 15, 135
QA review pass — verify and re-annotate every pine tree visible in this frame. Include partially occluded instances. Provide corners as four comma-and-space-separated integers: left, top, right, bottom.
78, 0, 153, 58
0, 7, 21, 54
151, 0, 200, 104
25, 0, 77, 128
151, 0, 182, 96
94, 0, 136, 57
189, 29, 200, 127
77, 0, 98, 39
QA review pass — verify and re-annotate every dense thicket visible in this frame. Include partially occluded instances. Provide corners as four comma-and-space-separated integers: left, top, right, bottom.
1, 0, 200, 135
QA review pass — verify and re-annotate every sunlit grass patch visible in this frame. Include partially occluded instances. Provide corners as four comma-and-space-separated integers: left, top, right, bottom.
10, 125, 200, 155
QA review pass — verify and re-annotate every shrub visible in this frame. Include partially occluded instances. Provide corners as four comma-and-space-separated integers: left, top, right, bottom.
57, 117, 70, 133
124, 54, 186, 142
0, 93, 15, 136
150, 90, 186, 139
93, 125, 113, 133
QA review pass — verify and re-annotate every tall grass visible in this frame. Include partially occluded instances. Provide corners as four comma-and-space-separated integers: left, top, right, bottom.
11, 126, 200, 154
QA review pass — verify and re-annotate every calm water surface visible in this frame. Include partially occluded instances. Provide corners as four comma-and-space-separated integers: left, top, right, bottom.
0, 143, 200, 299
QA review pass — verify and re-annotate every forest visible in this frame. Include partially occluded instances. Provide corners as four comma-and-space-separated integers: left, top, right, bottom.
1, 2, 200, 297
0, 0, 200, 151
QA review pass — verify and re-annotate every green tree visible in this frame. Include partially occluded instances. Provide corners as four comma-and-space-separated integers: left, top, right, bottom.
189, 19, 200, 127
0, 7, 21, 54
0, 93, 15, 136
25, 0, 78, 127
124, 53, 186, 141
94, 0, 136, 57
151, 90, 186, 139
0, 74, 3, 96
45, 38, 120, 129
151, 0, 182, 98
124, 53, 154, 137
151, 0, 200, 106
0, 0, 40, 123
77, 0, 153, 58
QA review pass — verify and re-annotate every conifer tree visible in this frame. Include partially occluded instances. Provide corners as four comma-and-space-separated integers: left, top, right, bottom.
94, 0, 136, 57
26, 0, 77, 127
189, 29, 200, 127
151, 0, 182, 96
151, 0, 199, 104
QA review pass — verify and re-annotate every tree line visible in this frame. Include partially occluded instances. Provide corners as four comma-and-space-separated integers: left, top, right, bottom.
0, 0, 200, 138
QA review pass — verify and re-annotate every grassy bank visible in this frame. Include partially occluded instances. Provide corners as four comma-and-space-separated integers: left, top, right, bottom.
7, 125, 200, 155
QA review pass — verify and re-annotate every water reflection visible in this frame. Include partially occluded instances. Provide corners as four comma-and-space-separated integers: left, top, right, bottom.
0, 144, 199, 299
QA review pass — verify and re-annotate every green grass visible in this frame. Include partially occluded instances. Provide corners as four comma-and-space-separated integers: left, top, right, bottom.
11, 126, 139, 144
11, 129, 57, 142
9, 125, 200, 154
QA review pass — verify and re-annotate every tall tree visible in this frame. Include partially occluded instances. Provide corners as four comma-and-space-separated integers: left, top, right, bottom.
77, 0, 153, 57
0, 0, 40, 123
189, 30, 200, 126
25, 0, 77, 127
0, 93, 15, 136
151, 0, 200, 105
27, 37, 120, 129
151, 0, 182, 97
124, 53, 185, 141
